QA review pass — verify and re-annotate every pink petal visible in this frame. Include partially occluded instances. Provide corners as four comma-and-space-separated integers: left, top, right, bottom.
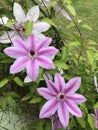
37, 56, 55, 69
26, 59, 39, 81
94, 108, 98, 117
66, 94, 86, 104
37, 38, 52, 51
10, 56, 28, 73
13, 39, 28, 51
37, 88, 54, 100
27, 35, 36, 49
46, 80, 59, 95
95, 120, 98, 128
38, 47, 58, 57
65, 99, 82, 117
4, 47, 27, 58
39, 99, 58, 118
58, 102, 69, 127
64, 77, 81, 94
54, 73, 65, 91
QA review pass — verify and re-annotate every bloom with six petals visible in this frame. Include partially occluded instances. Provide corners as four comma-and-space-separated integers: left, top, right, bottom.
37, 73, 86, 127
4, 35, 58, 81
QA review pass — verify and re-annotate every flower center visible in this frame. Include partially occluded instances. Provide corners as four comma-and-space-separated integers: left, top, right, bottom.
30, 50, 35, 56
29, 49, 36, 59
57, 92, 65, 101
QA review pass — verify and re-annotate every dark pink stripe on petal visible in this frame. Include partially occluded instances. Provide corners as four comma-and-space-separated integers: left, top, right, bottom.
58, 102, 69, 128
10, 56, 28, 73
38, 47, 58, 56
54, 73, 65, 91
37, 88, 54, 100
37, 38, 52, 51
26, 59, 39, 81
13, 39, 28, 51
46, 80, 59, 95
39, 99, 58, 118
65, 77, 81, 94
66, 94, 86, 104
65, 99, 82, 117
37, 56, 55, 69
4, 47, 27, 58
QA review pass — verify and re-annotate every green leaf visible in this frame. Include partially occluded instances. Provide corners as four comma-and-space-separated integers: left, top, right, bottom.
94, 102, 98, 108
42, 17, 57, 27
87, 114, 95, 130
81, 24, 92, 31
25, 20, 33, 36
0, 79, 9, 88
7, 96, 16, 110
13, 77, 23, 87
21, 93, 31, 101
67, 4, 76, 17
29, 97, 42, 104
54, 60, 69, 70
76, 117, 86, 128
1, 97, 7, 110
68, 41, 81, 47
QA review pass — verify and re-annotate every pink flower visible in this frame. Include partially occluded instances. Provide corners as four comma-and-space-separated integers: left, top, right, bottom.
4, 35, 58, 81
37, 73, 86, 127
94, 108, 98, 128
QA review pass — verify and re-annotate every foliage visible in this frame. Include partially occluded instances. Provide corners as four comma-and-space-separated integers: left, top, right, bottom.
0, 0, 98, 130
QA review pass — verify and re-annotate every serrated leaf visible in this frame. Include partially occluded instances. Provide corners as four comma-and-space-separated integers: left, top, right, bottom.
13, 77, 23, 87
67, 4, 76, 17
42, 17, 57, 27
87, 114, 95, 130
29, 97, 42, 104
0, 79, 9, 88
25, 20, 33, 36
54, 60, 69, 70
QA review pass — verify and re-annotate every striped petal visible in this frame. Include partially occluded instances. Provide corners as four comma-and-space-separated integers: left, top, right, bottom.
58, 102, 69, 128
37, 88, 54, 100
4, 47, 27, 58
37, 38, 52, 51
13, 39, 28, 51
26, 59, 39, 81
27, 35, 36, 49
38, 47, 58, 57
39, 99, 58, 118
66, 94, 86, 104
10, 56, 28, 73
37, 56, 55, 69
54, 73, 65, 91
64, 77, 81, 94
46, 80, 59, 95
65, 99, 82, 117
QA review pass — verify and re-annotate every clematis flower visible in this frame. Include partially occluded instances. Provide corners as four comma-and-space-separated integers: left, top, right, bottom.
37, 73, 86, 127
94, 108, 98, 128
4, 35, 58, 81
0, 3, 50, 43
